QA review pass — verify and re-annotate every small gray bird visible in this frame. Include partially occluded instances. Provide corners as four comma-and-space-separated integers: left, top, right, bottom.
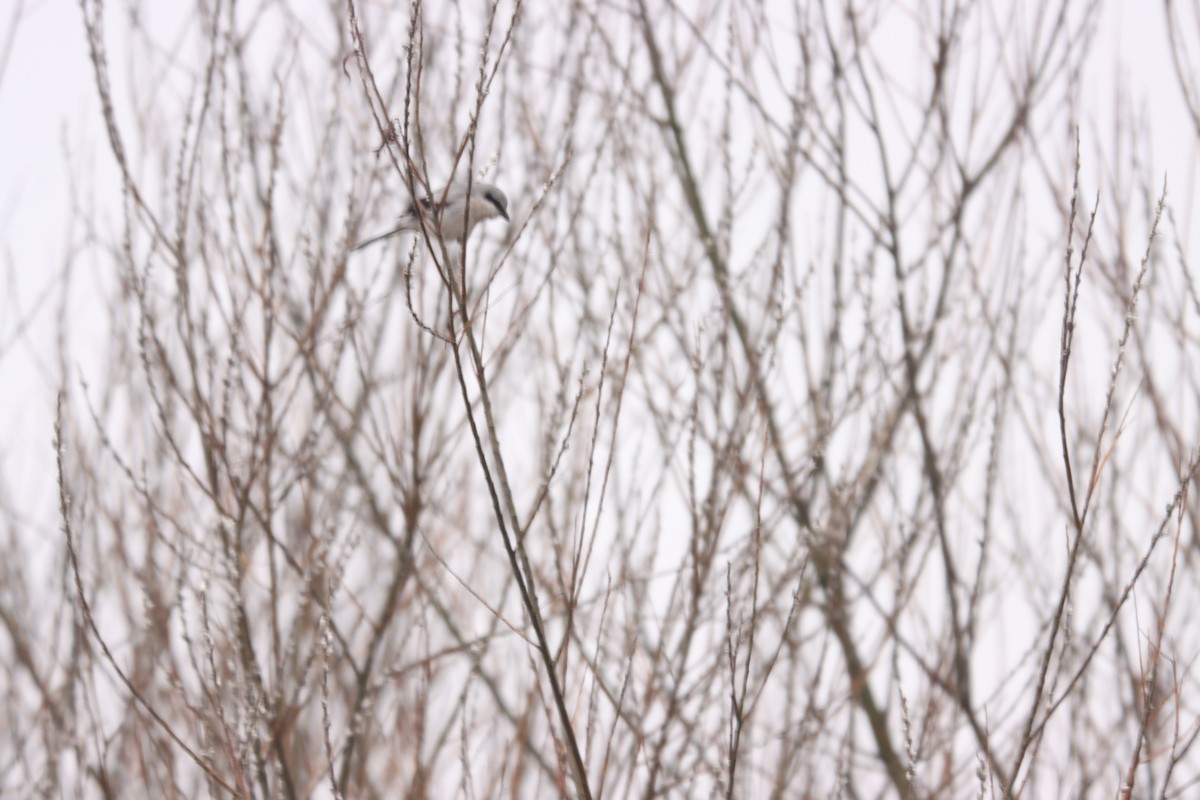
355, 182, 510, 250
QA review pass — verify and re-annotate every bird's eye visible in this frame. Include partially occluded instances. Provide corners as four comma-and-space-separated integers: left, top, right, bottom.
483, 193, 506, 214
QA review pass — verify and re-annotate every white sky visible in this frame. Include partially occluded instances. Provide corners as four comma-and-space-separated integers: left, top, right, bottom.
3, 1, 1200, 793
4, 0, 1200, 712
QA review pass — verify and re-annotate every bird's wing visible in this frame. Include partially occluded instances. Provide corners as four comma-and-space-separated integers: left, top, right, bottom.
356, 184, 472, 250
403, 190, 448, 221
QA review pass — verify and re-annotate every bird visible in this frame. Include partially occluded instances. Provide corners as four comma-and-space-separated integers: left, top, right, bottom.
354, 182, 510, 250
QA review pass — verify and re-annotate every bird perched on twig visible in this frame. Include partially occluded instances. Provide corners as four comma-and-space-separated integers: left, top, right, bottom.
354, 182, 510, 250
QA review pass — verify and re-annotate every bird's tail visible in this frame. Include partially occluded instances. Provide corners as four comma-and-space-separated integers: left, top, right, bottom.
353, 219, 418, 251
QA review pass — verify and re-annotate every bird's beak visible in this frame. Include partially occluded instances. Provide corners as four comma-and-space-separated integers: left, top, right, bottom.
500, 208, 510, 222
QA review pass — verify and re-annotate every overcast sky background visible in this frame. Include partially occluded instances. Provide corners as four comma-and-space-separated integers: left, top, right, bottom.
4, 0, 1198, 533
3, 2, 1200, 793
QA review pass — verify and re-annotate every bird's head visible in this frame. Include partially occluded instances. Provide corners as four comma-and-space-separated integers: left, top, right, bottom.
475, 184, 510, 222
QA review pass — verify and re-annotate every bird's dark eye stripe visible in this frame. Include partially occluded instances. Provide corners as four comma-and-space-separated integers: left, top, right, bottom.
484, 193, 504, 213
